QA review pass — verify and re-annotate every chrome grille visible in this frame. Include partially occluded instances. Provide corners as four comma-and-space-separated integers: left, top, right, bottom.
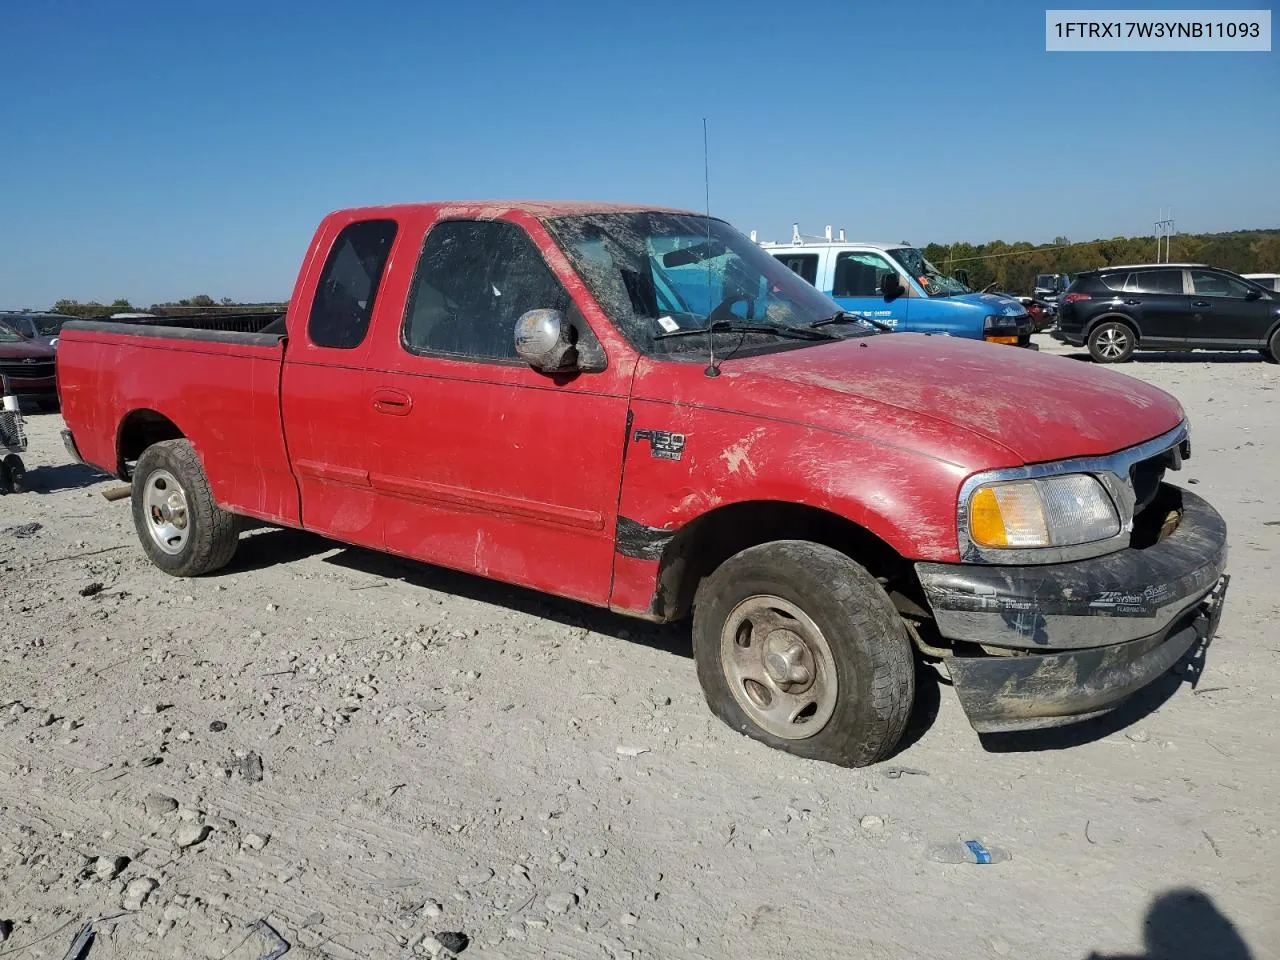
0, 360, 55, 380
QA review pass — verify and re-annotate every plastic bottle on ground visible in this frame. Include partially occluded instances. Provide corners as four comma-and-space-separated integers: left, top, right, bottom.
925, 840, 1011, 864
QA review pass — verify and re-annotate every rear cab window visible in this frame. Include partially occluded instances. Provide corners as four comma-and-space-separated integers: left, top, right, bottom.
307, 220, 399, 349
773, 253, 819, 285
1102, 270, 1183, 295
1131, 270, 1184, 294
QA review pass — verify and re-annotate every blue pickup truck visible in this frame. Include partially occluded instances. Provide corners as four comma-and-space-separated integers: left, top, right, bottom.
755, 227, 1034, 347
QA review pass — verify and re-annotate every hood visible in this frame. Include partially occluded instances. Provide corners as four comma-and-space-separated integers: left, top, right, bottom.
0, 337, 56, 360
644, 334, 1184, 467
962, 292, 1027, 316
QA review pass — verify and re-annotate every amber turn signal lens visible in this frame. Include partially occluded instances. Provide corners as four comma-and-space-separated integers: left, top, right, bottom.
969, 487, 1009, 547
968, 482, 1052, 548
984, 335, 1019, 345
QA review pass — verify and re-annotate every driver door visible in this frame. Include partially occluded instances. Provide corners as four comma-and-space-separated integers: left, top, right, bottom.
1186, 269, 1274, 348
363, 216, 634, 605
826, 251, 909, 330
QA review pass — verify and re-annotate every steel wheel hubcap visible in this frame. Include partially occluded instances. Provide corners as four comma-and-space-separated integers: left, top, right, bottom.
720, 595, 839, 740
1098, 326, 1127, 358
143, 469, 190, 555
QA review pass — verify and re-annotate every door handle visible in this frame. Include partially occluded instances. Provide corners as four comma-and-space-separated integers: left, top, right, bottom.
1123, 299, 1141, 305
372, 388, 413, 416
1192, 300, 1211, 308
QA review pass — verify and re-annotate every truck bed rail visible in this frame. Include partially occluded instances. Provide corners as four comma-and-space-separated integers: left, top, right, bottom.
98, 312, 286, 335
61, 313, 287, 348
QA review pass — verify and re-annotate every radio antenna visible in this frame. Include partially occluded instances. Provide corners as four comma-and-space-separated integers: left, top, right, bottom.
702, 118, 720, 378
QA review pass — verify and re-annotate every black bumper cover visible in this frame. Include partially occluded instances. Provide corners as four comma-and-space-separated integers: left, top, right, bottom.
61, 427, 86, 466
916, 486, 1229, 733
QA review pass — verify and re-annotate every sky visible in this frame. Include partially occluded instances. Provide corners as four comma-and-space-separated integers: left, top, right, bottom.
1, 0, 1276, 308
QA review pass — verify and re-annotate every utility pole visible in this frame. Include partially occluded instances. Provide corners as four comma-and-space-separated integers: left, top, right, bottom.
1154, 208, 1175, 263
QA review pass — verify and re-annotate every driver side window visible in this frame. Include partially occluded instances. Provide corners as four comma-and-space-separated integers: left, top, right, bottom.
403, 220, 574, 360
1190, 270, 1251, 299
833, 252, 897, 297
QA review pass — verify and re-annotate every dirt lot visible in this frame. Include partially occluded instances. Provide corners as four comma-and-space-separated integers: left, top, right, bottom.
0, 336, 1276, 960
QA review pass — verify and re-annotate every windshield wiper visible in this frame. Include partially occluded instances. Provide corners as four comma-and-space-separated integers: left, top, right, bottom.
808, 311, 894, 333
654, 320, 838, 342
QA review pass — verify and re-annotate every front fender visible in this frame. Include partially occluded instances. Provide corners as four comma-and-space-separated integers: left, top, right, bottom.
616, 403, 970, 563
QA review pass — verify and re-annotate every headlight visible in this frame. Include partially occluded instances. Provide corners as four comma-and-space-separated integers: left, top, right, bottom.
968, 474, 1120, 549
983, 315, 1019, 331
983, 314, 1025, 344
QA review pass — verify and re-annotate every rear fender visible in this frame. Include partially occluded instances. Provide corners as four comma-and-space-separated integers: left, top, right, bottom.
116, 408, 188, 477
1086, 312, 1142, 342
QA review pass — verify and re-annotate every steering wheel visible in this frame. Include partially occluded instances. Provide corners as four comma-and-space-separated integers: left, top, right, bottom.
708, 294, 755, 324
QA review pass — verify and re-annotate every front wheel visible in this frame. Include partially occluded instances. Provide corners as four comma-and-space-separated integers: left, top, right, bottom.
131, 439, 240, 577
1088, 321, 1135, 363
1262, 328, 1280, 363
692, 541, 915, 767
2, 455, 25, 493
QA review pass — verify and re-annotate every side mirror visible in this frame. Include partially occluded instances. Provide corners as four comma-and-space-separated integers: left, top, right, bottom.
515, 309, 579, 373
880, 273, 906, 301
1245, 287, 1262, 301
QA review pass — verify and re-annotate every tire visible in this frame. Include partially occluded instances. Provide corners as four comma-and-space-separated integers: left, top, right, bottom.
130, 439, 240, 576
1263, 328, 1280, 363
3, 455, 25, 494
691, 541, 915, 767
1088, 320, 1136, 363
0, 460, 10, 495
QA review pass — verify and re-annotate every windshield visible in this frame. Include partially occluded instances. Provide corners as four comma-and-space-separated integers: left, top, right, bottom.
885, 248, 970, 297
31, 315, 67, 336
0, 322, 25, 343
542, 212, 869, 357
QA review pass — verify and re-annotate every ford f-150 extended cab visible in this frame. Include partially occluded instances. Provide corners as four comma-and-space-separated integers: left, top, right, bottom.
56, 201, 1230, 767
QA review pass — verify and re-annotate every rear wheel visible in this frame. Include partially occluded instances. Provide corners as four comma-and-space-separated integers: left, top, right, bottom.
131, 439, 240, 576
1088, 320, 1135, 363
692, 541, 915, 767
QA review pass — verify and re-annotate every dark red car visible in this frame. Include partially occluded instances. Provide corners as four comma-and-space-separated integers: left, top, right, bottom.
0, 321, 57, 407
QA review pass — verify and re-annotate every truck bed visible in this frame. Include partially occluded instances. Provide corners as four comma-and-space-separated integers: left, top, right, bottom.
57, 315, 301, 527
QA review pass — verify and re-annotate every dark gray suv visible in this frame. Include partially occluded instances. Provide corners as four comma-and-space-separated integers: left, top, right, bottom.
1052, 264, 1280, 363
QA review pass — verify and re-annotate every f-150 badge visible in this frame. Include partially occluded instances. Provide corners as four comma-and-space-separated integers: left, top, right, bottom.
633, 429, 685, 461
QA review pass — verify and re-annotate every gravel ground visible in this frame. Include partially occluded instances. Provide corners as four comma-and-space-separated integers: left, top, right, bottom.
0, 335, 1276, 960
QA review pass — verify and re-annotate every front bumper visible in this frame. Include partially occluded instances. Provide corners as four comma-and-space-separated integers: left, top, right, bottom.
61, 427, 86, 466
915, 485, 1229, 732
982, 335, 1037, 349
4, 376, 56, 397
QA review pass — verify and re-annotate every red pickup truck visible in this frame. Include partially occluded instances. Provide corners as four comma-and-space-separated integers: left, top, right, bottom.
56, 202, 1229, 766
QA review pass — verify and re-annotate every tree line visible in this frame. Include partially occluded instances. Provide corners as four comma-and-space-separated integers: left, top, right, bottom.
47, 295, 287, 318
922, 228, 1280, 294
